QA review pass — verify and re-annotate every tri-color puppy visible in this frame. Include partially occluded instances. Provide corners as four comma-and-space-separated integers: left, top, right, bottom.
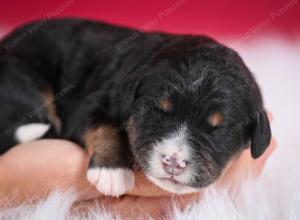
0, 18, 271, 196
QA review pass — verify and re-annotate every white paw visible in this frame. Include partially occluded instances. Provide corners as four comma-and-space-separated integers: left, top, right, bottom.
87, 167, 135, 197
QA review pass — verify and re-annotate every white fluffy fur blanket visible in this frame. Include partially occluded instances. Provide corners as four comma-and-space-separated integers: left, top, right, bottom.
0, 37, 299, 220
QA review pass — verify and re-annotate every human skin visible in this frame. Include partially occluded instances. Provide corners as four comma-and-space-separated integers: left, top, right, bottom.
0, 114, 275, 219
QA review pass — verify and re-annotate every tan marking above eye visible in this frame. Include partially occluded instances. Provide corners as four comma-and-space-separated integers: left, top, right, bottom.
208, 112, 224, 127
159, 98, 173, 112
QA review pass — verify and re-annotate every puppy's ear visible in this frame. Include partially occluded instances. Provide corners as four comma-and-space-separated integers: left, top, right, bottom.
250, 110, 271, 159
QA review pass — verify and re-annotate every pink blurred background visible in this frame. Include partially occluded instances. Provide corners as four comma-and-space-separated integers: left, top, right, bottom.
0, 0, 299, 39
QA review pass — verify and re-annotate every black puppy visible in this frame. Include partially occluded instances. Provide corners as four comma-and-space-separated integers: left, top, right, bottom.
0, 18, 271, 196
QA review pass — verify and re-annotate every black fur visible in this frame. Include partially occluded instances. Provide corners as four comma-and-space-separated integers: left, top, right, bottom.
0, 18, 271, 188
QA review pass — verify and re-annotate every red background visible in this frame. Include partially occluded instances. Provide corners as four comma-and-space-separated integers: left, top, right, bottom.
0, 0, 299, 39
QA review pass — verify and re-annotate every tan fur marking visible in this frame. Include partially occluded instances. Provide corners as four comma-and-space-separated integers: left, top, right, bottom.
127, 117, 138, 145
85, 125, 120, 158
41, 88, 61, 132
208, 112, 224, 127
159, 98, 172, 112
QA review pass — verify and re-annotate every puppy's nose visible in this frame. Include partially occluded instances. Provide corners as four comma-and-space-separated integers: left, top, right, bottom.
161, 155, 187, 176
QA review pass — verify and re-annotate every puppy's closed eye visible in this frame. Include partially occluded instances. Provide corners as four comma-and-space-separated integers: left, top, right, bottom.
207, 112, 224, 127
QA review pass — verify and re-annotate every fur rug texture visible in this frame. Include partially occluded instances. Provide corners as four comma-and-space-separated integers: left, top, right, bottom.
0, 36, 299, 219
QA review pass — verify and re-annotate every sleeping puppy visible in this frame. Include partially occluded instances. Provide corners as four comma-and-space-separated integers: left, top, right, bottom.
0, 18, 271, 196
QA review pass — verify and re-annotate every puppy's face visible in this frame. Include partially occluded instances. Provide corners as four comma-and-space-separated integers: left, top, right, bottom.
124, 42, 271, 194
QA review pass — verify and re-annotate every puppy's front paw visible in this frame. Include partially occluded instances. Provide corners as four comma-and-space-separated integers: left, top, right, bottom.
87, 167, 135, 197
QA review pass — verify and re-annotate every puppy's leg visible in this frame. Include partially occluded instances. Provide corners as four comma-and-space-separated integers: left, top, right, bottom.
62, 98, 134, 197
0, 61, 59, 154
84, 124, 134, 197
